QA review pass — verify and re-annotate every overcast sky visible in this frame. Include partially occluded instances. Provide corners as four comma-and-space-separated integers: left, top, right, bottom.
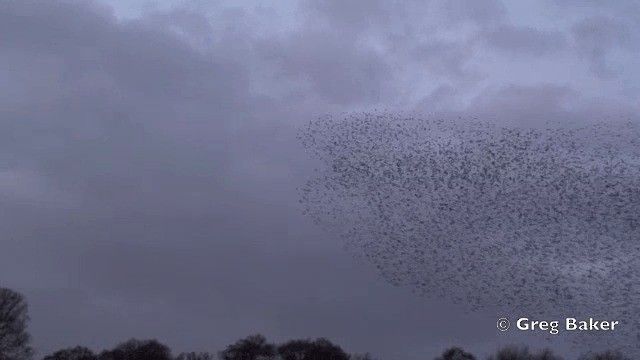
1, 1, 639, 359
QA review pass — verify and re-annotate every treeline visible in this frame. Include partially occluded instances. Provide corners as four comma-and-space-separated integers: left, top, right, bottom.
0, 287, 632, 360
38, 335, 633, 360
41, 335, 355, 360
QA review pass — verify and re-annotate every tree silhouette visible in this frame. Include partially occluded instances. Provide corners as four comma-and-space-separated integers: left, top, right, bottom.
42, 346, 97, 360
434, 346, 476, 360
219, 334, 276, 360
577, 351, 631, 360
487, 346, 532, 360
535, 349, 564, 360
10, 325, 636, 360
97, 339, 172, 360
277, 338, 349, 360
0, 287, 33, 360
487, 346, 563, 360
303, 338, 349, 360
278, 339, 311, 360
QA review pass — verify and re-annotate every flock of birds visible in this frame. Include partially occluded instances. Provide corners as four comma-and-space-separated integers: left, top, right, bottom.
298, 112, 639, 355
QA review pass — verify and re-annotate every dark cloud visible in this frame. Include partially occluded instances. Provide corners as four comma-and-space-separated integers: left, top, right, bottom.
0, 1, 246, 204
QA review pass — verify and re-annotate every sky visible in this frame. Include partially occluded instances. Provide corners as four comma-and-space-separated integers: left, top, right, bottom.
1, 0, 639, 359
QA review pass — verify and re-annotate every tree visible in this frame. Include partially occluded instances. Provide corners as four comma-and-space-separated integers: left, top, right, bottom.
98, 339, 172, 360
42, 346, 97, 360
176, 352, 215, 360
487, 346, 531, 360
534, 349, 563, 360
278, 339, 312, 360
577, 351, 631, 360
277, 338, 349, 360
0, 287, 33, 360
219, 334, 276, 360
434, 346, 476, 360
304, 338, 349, 360
487, 346, 562, 360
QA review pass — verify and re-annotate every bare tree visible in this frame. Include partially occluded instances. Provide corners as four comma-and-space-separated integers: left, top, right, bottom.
0, 287, 33, 360
43, 346, 97, 360
219, 334, 276, 360
434, 346, 476, 360
277, 338, 349, 360
98, 339, 172, 360
487, 346, 563, 360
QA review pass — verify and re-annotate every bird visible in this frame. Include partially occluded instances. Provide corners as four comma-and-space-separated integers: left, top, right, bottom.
299, 111, 640, 356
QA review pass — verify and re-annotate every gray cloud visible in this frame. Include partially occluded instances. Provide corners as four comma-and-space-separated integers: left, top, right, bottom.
469, 84, 578, 123
257, 29, 395, 106
542, 0, 640, 79
411, 39, 480, 81
0, 1, 426, 359
481, 24, 567, 56
547, 0, 640, 19
571, 16, 638, 78
435, 0, 506, 27
303, 0, 397, 34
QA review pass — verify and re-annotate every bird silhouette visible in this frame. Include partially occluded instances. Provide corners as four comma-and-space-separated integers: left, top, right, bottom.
298, 111, 640, 356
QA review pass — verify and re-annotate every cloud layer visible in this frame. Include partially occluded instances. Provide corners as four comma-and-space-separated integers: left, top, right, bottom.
1, 0, 639, 359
